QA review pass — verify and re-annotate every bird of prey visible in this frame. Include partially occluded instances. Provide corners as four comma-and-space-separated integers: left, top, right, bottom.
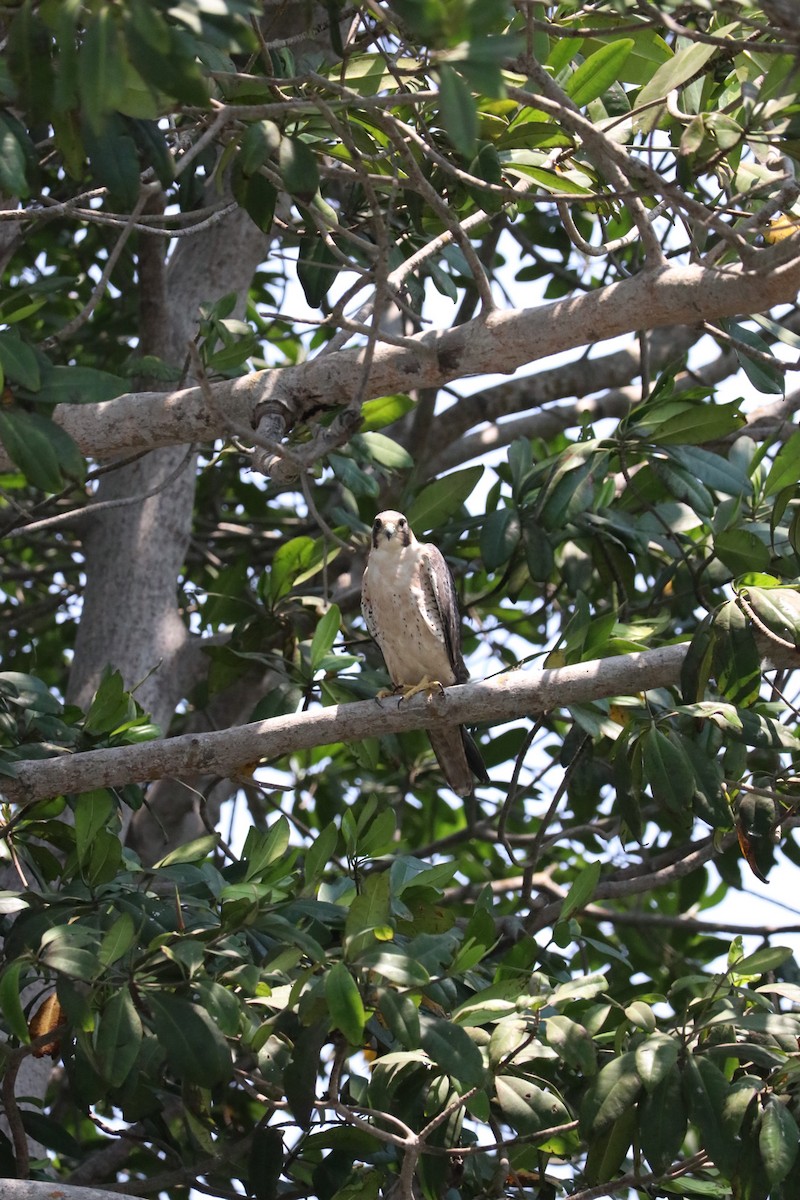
361, 509, 488, 796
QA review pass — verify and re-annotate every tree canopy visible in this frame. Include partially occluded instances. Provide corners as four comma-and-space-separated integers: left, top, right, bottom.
2, 1, 800, 1198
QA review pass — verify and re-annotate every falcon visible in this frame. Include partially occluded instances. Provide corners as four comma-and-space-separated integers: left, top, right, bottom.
361, 510, 488, 796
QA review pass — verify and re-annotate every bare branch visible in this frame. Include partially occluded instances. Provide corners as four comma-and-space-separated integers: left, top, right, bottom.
0, 641, 770, 805
4, 251, 800, 473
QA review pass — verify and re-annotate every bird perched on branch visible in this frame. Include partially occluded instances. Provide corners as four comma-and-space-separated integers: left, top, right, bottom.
361, 509, 489, 796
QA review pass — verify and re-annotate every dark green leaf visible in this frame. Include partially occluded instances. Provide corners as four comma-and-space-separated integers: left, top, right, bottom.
407, 467, 484, 531
0, 113, 31, 197
80, 7, 126, 133
640, 1067, 687, 1172
36, 365, 127, 405
495, 1074, 572, 1134
581, 1051, 641, 1135
74, 789, 114, 867
481, 506, 521, 571
325, 962, 366, 1045
0, 407, 64, 492
758, 1095, 799, 1185
641, 726, 695, 814
0, 962, 30, 1043
714, 530, 770, 577
683, 1054, 735, 1175
764, 430, 800, 497
419, 1014, 484, 1087
438, 64, 478, 157
148, 993, 232, 1086
279, 136, 319, 201
95, 988, 143, 1087
560, 860, 601, 919
0, 332, 40, 390
240, 119, 281, 175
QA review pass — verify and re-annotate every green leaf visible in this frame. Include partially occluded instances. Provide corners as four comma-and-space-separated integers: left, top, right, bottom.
95, 988, 143, 1087
545, 1014, 596, 1077
759, 1095, 799, 1185
550, 973, 608, 1007
239, 119, 281, 175
357, 432, 414, 470
241, 819, 292, 878
495, 1074, 572, 1135
155, 833, 219, 867
714, 530, 770, 577
74, 789, 114, 867
726, 321, 784, 396
297, 233, 338, 309
80, 7, 126, 133
304, 821, 339, 888
83, 115, 141, 209
666, 444, 752, 497
0, 331, 39, 390
378, 989, 420, 1049
283, 1020, 327, 1128
581, 1051, 642, 1135
0, 113, 30, 197
358, 948, 430, 987
635, 1033, 679, 1092
0, 407, 64, 492
560, 860, 601, 920
764, 429, 800, 497
325, 962, 366, 1045
36, 365, 127, 405
640, 1067, 687, 1173
731, 945, 794, 976
419, 1014, 484, 1088
566, 40, 635, 108
481, 506, 521, 571
683, 1054, 735, 1175
641, 726, 695, 814
232, 170, 277, 233
634, 399, 744, 445
712, 599, 761, 706
279, 136, 319, 201
84, 669, 132, 734
98, 913, 136, 967
636, 34, 723, 133
0, 962, 30, 1043
148, 993, 232, 1086
437, 64, 478, 157
406, 466, 484, 531
310, 605, 341, 672
360, 394, 415, 432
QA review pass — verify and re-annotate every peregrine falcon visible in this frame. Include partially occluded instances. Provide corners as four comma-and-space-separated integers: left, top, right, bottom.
361, 510, 488, 796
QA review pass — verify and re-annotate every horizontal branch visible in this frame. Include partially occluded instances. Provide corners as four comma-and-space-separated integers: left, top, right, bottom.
3, 1183, 148, 1200
4, 250, 800, 470
6, 645, 690, 804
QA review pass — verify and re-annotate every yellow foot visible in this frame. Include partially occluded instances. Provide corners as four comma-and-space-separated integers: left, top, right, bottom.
399, 676, 445, 702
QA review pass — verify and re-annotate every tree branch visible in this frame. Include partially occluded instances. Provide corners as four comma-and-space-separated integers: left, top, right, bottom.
0, 643, 711, 804
1, 1184, 148, 1200
5, 252, 800, 472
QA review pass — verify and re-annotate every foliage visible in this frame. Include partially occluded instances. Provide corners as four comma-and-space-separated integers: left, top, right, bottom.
1, 1, 800, 1199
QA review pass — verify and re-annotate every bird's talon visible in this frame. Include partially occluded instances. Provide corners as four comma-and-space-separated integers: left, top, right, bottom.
399, 676, 445, 703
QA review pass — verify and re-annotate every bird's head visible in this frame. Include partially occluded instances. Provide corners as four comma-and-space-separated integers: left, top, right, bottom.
371, 510, 415, 551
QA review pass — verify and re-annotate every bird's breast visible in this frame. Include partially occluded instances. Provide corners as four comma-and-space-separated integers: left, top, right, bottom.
365, 548, 456, 687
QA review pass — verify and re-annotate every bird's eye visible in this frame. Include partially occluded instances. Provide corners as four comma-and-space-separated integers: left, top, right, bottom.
398, 517, 406, 527
372, 517, 382, 532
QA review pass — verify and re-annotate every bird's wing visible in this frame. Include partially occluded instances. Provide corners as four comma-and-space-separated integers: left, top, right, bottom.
420, 543, 469, 684
360, 560, 381, 644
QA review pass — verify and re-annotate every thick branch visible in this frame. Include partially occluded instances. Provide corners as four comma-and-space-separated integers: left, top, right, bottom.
2, 1184, 147, 1200
6, 645, 690, 803
5, 252, 800, 471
